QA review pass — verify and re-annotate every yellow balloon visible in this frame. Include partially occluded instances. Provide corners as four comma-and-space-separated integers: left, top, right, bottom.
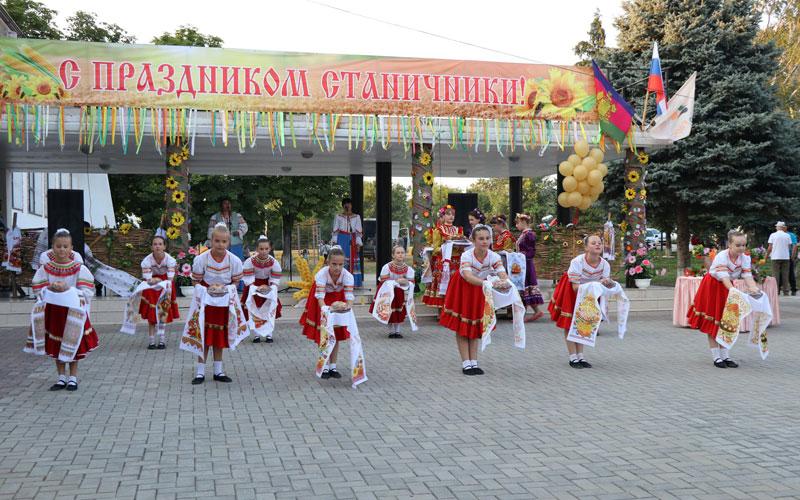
589, 192, 600, 202
596, 163, 608, 177
581, 157, 597, 170
587, 170, 603, 187
568, 191, 583, 207
558, 161, 574, 177
577, 181, 590, 195
573, 164, 588, 181
578, 196, 592, 211
562, 175, 578, 192
568, 154, 581, 166
589, 148, 604, 164
589, 181, 605, 195
557, 192, 570, 207
574, 139, 590, 158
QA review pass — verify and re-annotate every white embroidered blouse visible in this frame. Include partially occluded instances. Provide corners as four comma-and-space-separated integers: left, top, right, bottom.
191, 251, 244, 286
141, 253, 177, 280
314, 266, 355, 301
459, 248, 505, 280
567, 254, 611, 285
709, 249, 752, 281
242, 255, 282, 286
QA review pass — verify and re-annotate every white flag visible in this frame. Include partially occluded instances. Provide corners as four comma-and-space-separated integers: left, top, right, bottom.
648, 72, 696, 141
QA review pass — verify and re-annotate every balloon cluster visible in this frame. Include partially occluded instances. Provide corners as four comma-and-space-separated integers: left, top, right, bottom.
557, 139, 608, 211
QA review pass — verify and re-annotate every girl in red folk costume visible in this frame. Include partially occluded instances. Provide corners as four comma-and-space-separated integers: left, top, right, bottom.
139, 236, 179, 350
300, 247, 354, 379
27, 229, 99, 392
688, 229, 759, 368
548, 234, 611, 369
189, 223, 244, 384
439, 225, 510, 376
242, 236, 282, 343
490, 215, 515, 252
422, 205, 464, 310
370, 244, 415, 338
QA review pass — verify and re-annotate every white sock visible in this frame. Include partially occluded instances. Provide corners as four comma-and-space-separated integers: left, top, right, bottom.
471, 360, 478, 368
68, 375, 77, 384
719, 347, 730, 360
330, 363, 337, 371
569, 354, 578, 362
213, 361, 223, 375
577, 353, 586, 361
710, 347, 721, 361
462, 360, 472, 369
196, 362, 205, 377
158, 333, 165, 343
149, 335, 155, 345
57, 374, 67, 383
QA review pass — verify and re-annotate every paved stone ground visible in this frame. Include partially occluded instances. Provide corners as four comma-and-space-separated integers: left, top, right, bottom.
1, 298, 799, 500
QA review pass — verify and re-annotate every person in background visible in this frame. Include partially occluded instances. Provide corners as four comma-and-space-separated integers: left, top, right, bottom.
331, 198, 364, 288
207, 198, 248, 261
465, 208, 486, 239
766, 221, 792, 296
788, 225, 798, 296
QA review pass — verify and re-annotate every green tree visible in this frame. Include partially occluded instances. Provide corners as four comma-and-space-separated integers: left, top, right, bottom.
467, 178, 508, 217
65, 11, 135, 43
604, 0, 800, 267
2, 0, 62, 39
573, 10, 607, 67
522, 176, 558, 222
151, 25, 223, 47
363, 181, 411, 227
756, 0, 800, 116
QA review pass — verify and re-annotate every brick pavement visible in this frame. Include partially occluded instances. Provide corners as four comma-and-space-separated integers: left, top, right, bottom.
0, 299, 799, 499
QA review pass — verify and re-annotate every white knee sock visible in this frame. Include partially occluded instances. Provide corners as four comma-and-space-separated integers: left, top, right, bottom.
719, 347, 730, 360
149, 335, 155, 345
710, 347, 721, 361
213, 361, 223, 375
196, 362, 205, 377
158, 333, 165, 343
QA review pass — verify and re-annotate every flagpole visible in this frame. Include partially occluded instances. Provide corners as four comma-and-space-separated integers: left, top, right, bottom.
640, 90, 650, 130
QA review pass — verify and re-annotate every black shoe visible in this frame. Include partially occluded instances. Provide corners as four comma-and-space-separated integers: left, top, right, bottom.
265, 337, 273, 343
213, 373, 232, 383
724, 358, 739, 368
394, 333, 403, 339
157, 342, 166, 350
191, 375, 205, 385
148, 344, 157, 350
472, 366, 485, 375
328, 369, 342, 379
714, 359, 728, 368
569, 360, 584, 369
463, 367, 476, 375
65, 381, 78, 392
578, 359, 592, 368
49, 381, 67, 391
252, 337, 261, 343
320, 370, 331, 379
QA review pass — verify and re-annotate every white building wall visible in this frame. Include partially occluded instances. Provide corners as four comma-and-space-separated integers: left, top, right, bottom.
5, 171, 116, 229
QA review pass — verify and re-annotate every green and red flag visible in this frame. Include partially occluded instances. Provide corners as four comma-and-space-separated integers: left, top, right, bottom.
591, 61, 635, 143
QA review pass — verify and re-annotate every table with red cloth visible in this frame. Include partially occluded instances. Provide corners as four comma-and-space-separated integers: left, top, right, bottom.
672, 275, 780, 329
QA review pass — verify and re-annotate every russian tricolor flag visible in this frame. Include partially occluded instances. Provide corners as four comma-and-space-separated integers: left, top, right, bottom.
647, 42, 667, 116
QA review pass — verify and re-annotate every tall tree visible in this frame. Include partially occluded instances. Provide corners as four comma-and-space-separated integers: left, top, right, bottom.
604, 0, 800, 268
573, 10, 607, 66
363, 181, 411, 227
151, 25, 223, 47
2, 0, 61, 39
756, 0, 800, 116
65, 11, 135, 43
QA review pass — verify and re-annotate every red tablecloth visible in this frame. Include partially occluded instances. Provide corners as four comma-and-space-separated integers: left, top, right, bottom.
672, 276, 780, 328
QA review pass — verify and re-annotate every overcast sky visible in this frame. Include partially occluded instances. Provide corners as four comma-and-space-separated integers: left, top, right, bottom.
46, 0, 626, 187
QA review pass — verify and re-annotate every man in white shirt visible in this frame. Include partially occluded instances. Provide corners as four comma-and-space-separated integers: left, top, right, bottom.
767, 221, 792, 296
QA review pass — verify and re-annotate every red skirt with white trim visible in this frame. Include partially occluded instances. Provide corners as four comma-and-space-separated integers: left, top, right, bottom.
241, 278, 282, 321
138, 274, 180, 325
369, 283, 407, 324
687, 273, 726, 337
548, 272, 577, 330
299, 283, 350, 344
43, 304, 99, 360
438, 272, 489, 339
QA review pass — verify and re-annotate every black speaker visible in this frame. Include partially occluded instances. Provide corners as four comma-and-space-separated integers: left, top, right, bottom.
447, 193, 478, 231
47, 189, 85, 258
